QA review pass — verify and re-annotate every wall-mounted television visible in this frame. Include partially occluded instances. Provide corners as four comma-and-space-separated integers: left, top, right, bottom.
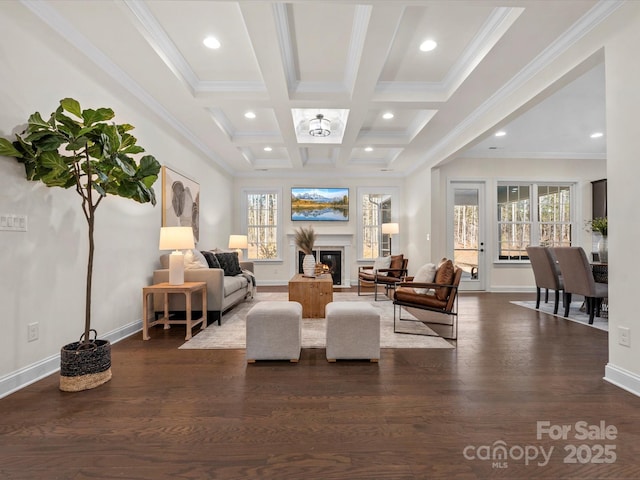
291, 187, 349, 221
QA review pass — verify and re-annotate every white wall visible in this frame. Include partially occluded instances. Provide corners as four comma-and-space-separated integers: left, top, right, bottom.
433, 157, 606, 291
404, 167, 434, 271
0, 4, 232, 395
603, 5, 640, 395
232, 176, 404, 285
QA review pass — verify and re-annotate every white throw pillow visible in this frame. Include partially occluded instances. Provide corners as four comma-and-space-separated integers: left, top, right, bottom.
184, 249, 208, 269
413, 263, 437, 294
373, 256, 392, 276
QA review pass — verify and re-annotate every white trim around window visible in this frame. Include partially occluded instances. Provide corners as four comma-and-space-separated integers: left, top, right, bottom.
356, 186, 399, 261
496, 181, 576, 263
241, 187, 283, 262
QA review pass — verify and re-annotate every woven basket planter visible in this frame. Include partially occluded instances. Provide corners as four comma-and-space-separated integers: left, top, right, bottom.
59, 330, 112, 392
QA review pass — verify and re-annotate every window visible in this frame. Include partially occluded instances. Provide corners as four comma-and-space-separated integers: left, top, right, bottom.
243, 189, 281, 261
497, 183, 573, 261
357, 188, 397, 260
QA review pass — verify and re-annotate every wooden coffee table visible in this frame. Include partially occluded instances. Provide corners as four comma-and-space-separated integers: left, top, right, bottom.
288, 273, 333, 318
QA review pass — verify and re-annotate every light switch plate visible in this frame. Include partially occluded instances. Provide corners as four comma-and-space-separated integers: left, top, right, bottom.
0, 214, 28, 232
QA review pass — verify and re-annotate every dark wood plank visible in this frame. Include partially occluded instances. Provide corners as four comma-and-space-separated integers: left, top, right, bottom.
1, 289, 639, 479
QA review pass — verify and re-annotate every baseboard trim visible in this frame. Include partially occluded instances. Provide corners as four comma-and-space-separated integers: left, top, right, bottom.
0, 320, 143, 399
258, 280, 350, 288
489, 285, 536, 293
256, 280, 289, 286
604, 363, 640, 398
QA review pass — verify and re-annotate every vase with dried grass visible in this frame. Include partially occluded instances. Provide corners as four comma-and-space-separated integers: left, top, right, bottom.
294, 226, 317, 277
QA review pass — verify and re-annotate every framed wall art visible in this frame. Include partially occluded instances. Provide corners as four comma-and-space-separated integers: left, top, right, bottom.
162, 166, 200, 242
291, 187, 349, 221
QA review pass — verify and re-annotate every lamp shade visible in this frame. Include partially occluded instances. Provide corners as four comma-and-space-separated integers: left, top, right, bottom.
228, 234, 248, 249
159, 226, 195, 251
381, 223, 399, 235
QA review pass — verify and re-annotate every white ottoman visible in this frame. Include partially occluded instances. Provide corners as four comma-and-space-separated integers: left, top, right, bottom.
325, 302, 380, 362
246, 301, 302, 363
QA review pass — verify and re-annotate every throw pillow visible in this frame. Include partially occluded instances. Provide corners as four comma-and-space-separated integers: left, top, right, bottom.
387, 254, 404, 278
434, 259, 455, 301
184, 249, 208, 269
214, 252, 243, 276
201, 250, 221, 269
413, 263, 437, 294
373, 256, 392, 276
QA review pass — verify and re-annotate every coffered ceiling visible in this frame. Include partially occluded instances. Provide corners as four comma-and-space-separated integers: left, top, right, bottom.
19, 0, 614, 177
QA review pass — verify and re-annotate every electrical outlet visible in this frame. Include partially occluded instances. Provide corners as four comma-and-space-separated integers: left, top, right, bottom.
618, 326, 630, 347
27, 322, 39, 342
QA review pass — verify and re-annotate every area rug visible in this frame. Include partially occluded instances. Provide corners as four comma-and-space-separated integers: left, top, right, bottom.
511, 299, 608, 332
180, 292, 454, 349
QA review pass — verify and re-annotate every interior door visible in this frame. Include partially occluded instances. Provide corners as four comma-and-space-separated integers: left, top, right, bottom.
447, 181, 486, 291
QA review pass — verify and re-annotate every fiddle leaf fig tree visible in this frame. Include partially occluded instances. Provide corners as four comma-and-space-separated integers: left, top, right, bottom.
0, 98, 161, 347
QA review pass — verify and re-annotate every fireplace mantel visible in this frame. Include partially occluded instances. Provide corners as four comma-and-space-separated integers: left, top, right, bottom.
287, 233, 353, 287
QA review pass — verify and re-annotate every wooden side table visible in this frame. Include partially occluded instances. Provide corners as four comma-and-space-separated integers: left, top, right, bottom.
142, 281, 207, 340
288, 273, 333, 318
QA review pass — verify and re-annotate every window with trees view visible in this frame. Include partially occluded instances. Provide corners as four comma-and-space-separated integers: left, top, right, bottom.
497, 183, 573, 261
244, 189, 280, 260
358, 189, 395, 259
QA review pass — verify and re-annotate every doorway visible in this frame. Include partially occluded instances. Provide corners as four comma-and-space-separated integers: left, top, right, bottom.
447, 181, 486, 291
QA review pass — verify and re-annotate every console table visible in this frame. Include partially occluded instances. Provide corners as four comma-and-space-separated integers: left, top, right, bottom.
142, 281, 207, 340
288, 273, 333, 318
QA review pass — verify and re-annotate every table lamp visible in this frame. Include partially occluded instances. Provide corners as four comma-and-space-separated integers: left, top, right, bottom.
228, 234, 248, 261
159, 226, 195, 285
381, 222, 399, 255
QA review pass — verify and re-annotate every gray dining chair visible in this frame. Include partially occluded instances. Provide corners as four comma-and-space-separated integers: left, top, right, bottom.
526, 245, 564, 314
551, 246, 608, 324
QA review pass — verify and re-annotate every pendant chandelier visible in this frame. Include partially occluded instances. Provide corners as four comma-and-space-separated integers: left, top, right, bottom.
309, 114, 331, 137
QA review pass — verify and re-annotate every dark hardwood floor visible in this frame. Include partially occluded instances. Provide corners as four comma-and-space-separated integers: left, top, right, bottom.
1, 288, 639, 479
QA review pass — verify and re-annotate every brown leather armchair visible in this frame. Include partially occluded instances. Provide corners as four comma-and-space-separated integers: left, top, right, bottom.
393, 259, 462, 340
358, 254, 408, 300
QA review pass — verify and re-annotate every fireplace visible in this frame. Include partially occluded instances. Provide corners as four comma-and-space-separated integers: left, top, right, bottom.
298, 250, 342, 285
287, 233, 353, 287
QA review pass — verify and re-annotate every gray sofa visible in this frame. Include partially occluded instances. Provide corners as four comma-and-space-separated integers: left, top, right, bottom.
153, 253, 255, 326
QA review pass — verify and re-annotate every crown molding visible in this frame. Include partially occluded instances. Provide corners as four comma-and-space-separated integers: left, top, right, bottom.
344, 5, 372, 94
124, 0, 199, 93
459, 150, 606, 160
125, 1, 267, 95
21, 0, 234, 175
375, 7, 522, 101
272, 3, 297, 92
409, 0, 623, 175
274, 3, 372, 96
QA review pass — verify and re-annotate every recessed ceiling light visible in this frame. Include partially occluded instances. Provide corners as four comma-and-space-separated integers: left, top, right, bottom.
263, 146, 272, 152
494, 131, 506, 137
382, 112, 394, 120
244, 111, 256, 119
365, 147, 373, 152
419, 39, 437, 52
590, 132, 604, 138
203, 36, 221, 49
